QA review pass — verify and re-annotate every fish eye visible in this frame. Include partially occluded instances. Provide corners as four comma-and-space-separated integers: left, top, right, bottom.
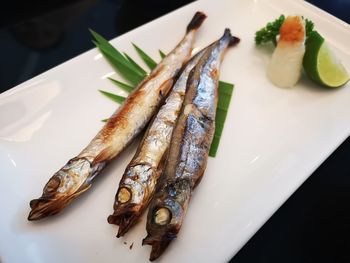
154, 207, 172, 225
117, 187, 132, 203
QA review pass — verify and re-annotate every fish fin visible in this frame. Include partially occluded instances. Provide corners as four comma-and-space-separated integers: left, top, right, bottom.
223, 28, 240, 47
186, 12, 207, 33
92, 147, 114, 165
73, 183, 92, 197
159, 78, 174, 99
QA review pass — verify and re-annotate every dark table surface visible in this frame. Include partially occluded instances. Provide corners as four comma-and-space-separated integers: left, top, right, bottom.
1, 1, 349, 262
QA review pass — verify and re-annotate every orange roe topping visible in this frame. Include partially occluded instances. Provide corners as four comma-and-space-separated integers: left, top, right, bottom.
279, 16, 305, 43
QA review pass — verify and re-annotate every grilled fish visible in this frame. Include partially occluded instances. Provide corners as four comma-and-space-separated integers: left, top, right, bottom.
107, 49, 206, 237
142, 29, 240, 261
28, 11, 207, 221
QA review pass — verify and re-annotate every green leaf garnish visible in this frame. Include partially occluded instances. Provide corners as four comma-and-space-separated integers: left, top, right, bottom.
90, 29, 145, 77
123, 52, 148, 76
92, 31, 234, 158
209, 81, 234, 157
108, 77, 134, 93
304, 17, 315, 37
159, 50, 166, 59
255, 15, 285, 46
96, 44, 144, 86
132, 43, 158, 70
99, 90, 126, 103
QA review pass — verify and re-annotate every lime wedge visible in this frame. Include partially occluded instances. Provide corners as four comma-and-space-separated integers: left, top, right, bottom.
303, 31, 349, 88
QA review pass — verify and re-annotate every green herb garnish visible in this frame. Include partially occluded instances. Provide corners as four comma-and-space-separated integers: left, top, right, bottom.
304, 17, 315, 37
91, 30, 234, 157
255, 15, 315, 46
255, 15, 285, 46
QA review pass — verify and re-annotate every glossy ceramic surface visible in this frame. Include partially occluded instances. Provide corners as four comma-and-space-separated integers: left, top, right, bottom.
1, 0, 350, 262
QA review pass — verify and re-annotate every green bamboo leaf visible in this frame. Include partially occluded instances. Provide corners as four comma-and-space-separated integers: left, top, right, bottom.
108, 77, 135, 93
108, 78, 135, 93
219, 81, 234, 94
209, 135, 221, 158
209, 82, 234, 157
90, 30, 133, 67
92, 40, 99, 46
98, 46, 143, 86
159, 50, 166, 59
217, 81, 234, 110
132, 43, 157, 70
215, 122, 224, 132
123, 52, 148, 76
90, 30, 134, 69
90, 30, 146, 81
99, 90, 126, 104
214, 108, 229, 125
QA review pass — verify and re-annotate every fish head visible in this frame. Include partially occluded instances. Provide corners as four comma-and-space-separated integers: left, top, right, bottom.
28, 157, 93, 221
108, 164, 155, 236
143, 179, 191, 261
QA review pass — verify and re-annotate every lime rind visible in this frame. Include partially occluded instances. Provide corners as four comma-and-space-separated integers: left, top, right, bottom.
303, 31, 324, 84
303, 31, 349, 88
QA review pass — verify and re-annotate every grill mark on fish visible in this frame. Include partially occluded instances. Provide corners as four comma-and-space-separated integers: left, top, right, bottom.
143, 29, 240, 261
28, 11, 207, 221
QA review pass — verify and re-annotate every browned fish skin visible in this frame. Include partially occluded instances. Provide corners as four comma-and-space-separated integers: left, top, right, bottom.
142, 29, 240, 261
27, 11, 207, 221
107, 49, 206, 237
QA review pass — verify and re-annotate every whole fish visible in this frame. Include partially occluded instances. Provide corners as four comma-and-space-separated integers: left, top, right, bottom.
142, 29, 240, 261
107, 49, 206, 237
28, 11, 207, 221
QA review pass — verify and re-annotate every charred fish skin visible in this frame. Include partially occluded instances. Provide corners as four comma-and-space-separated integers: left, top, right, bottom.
143, 29, 240, 261
107, 49, 207, 237
28, 11, 207, 221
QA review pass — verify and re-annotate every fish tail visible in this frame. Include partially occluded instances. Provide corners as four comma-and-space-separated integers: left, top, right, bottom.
186, 11, 207, 33
222, 28, 240, 47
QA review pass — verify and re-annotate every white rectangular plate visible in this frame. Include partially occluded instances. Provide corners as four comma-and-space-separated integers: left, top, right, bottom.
1, 0, 349, 262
